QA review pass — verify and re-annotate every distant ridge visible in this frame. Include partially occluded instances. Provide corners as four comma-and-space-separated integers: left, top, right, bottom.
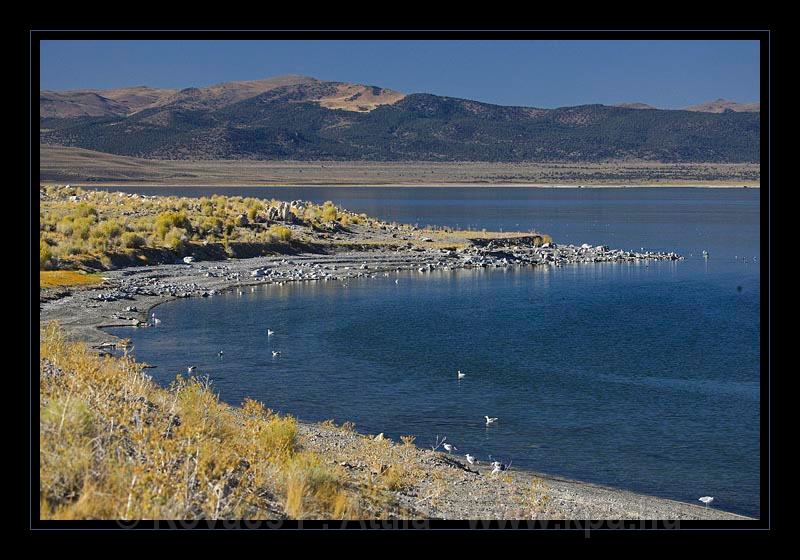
613, 100, 760, 113
40, 75, 760, 163
614, 102, 657, 110
40, 75, 405, 118
683, 98, 760, 113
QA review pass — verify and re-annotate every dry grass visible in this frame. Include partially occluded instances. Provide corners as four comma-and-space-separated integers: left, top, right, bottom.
340, 434, 423, 512
39, 322, 366, 520
524, 478, 552, 517
40, 270, 103, 288
38, 185, 363, 270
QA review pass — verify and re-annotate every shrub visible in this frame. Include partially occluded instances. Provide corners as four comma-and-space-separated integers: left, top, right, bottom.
71, 217, 95, 241
381, 465, 411, 492
65, 244, 83, 256
321, 201, 338, 222
74, 203, 97, 218
247, 205, 260, 221
163, 227, 189, 250
40, 240, 53, 269
121, 232, 146, 249
283, 452, 344, 518
258, 415, 299, 461
40, 396, 95, 508
198, 217, 223, 236
269, 225, 292, 242
154, 211, 192, 239
56, 218, 74, 236
91, 220, 122, 240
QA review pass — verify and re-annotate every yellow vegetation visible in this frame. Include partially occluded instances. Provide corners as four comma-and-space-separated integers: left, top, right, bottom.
39, 323, 365, 520
40, 270, 103, 288
39, 186, 363, 270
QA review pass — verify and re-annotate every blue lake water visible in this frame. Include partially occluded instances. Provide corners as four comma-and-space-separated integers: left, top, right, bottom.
105, 187, 761, 517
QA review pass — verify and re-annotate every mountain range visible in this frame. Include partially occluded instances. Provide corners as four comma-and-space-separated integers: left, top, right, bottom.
40, 75, 760, 163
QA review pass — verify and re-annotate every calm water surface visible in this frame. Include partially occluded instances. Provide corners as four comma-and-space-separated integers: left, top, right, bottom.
105, 187, 761, 517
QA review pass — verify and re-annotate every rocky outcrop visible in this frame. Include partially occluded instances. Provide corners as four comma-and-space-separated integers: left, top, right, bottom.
265, 201, 301, 224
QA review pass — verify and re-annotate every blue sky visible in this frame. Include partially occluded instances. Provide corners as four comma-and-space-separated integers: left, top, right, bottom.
39, 40, 760, 109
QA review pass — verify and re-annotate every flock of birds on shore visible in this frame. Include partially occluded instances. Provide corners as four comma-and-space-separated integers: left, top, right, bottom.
438, 380, 507, 475
150, 310, 717, 505
437, 432, 510, 476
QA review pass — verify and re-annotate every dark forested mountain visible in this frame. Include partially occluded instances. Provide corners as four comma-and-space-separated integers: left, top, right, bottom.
40, 76, 760, 163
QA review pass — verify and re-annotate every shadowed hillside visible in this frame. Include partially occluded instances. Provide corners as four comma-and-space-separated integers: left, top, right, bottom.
40, 75, 760, 163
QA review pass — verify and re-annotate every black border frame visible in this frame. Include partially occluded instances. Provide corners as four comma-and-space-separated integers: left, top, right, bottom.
28, 28, 771, 536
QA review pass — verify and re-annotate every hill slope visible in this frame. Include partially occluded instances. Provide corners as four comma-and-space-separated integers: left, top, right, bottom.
40, 76, 760, 163
684, 98, 760, 114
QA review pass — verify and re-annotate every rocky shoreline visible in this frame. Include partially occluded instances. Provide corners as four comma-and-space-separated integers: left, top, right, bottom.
40, 233, 753, 521
41, 240, 681, 348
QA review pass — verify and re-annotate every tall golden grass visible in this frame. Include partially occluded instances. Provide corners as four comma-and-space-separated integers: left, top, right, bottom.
39, 322, 361, 520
